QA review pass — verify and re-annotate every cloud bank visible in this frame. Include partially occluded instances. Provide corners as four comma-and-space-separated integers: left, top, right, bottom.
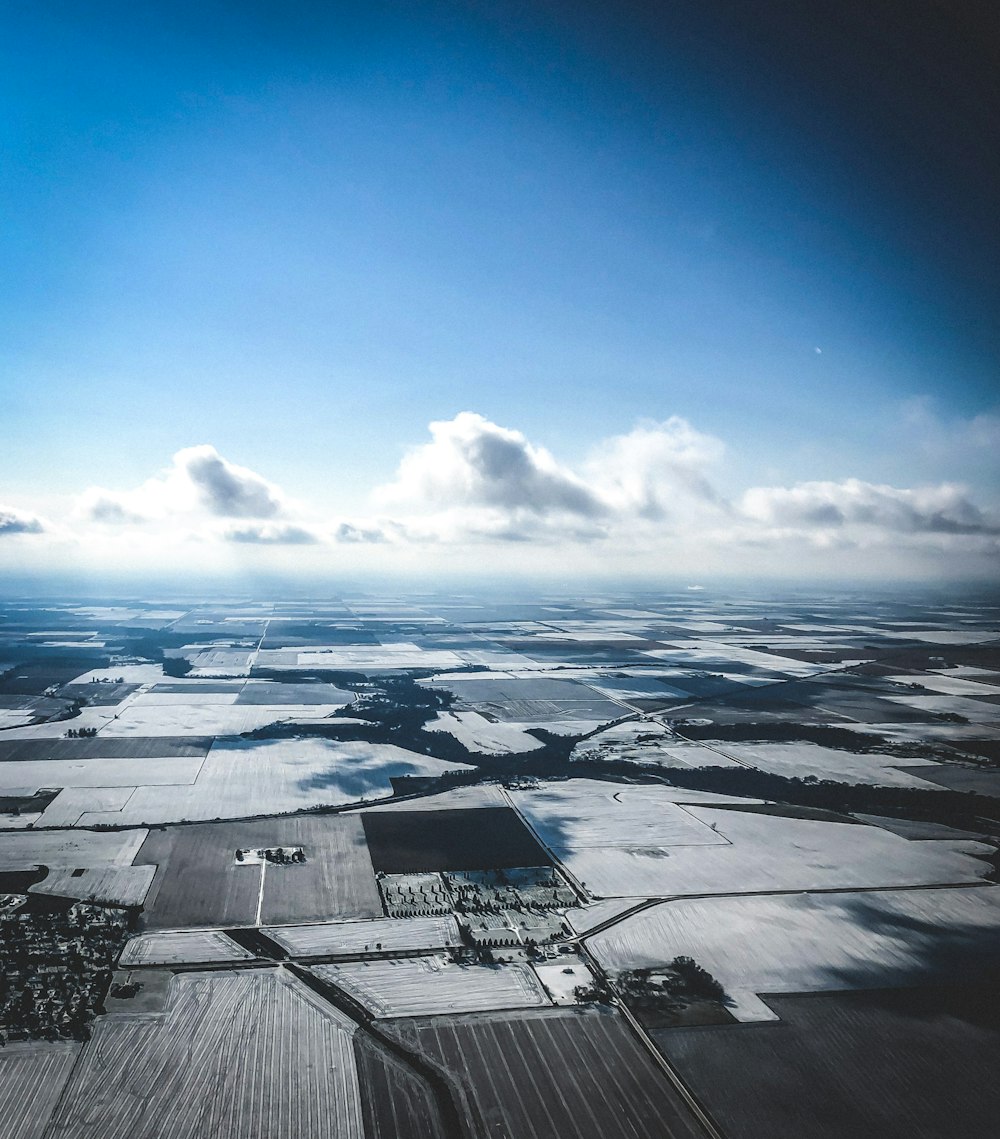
4, 412, 997, 581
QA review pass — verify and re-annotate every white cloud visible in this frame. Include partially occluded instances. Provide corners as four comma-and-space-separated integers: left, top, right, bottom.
0, 506, 46, 536
225, 523, 318, 545
376, 411, 606, 520
78, 444, 288, 525
3, 411, 997, 582
740, 478, 999, 536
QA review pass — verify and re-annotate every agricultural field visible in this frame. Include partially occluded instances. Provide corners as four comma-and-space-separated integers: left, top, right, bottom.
264, 915, 461, 957
387, 1007, 706, 1139
361, 807, 551, 872
30, 864, 156, 907
3, 589, 1000, 1136
44, 969, 365, 1139
588, 886, 1000, 1020
314, 954, 549, 1016
0, 1044, 82, 1139
658, 986, 1000, 1139
353, 1032, 448, 1139
120, 929, 257, 966
136, 815, 383, 928
512, 780, 994, 897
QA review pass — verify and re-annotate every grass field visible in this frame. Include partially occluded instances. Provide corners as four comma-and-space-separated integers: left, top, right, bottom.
44, 969, 365, 1139
314, 955, 549, 1016
362, 807, 551, 872
0, 1043, 81, 1139
387, 1006, 705, 1139
658, 985, 1000, 1139
136, 815, 383, 929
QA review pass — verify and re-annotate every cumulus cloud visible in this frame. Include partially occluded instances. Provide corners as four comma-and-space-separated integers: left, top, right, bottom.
377, 412, 606, 519
333, 522, 387, 544
0, 506, 45, 536
586, 416, 727, 519
225, 523, 318, 545
740, 478, 1000, 536
78, 444, 287, 525
372, 411, 730, 544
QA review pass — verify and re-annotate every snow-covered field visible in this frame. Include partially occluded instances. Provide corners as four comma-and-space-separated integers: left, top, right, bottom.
426, 711, 543, 754
68, 738, 472, 826
314, 955, 549, 1016
587, 885, 1000, 1021
120, 929, 256, 966
264, 915, 461, 957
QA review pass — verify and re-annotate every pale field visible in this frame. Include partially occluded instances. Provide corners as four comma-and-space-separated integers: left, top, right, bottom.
0, 709, 37, 729
92, 702, 344, 737
293, 645, 465, 669
128, 691, 241, 706
588, 886, 1000, 1021
0, 756, 204, 790
38, 786, 136, 826
0, 1043, 82, 1139
31, 865, 156, 906
533, 961, 597, 1004
44, 969, 364, 1139
358, 782, 509, 812
640, 643, 833, 677
314, 955, 549, 1016
883, 693, 1000, 724
75, 739, 471, 826
120, 929, 256, 966
686, 740, 944, 788
426, 711, 543, 754
564, 898, 648, 935
886, 673, 1000, 697
70, 663, 164, 685
509, 780, 736, 856
0, 827, 147, 867
264, 915, 461, 957
562, 804, 995, 899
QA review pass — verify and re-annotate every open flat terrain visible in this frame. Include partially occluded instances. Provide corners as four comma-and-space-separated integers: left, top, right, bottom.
135, 814, 382, 928
0, 1044, 81, 1139
44, 969, 365, 1139
387, 1006, 706, 1139
658, 986, 1000, 1139
314, 955, 549, 1016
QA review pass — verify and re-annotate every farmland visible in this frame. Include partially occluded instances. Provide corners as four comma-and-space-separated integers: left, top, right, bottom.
2, 589, 1000, 1136
136, 815, 383, 928
658, 986, 1000, 1139
314, 955, 549, 1016
0, 1044, 81, 1139
387, 1007, 706, 1139
44, 969, 365, 1139
263, 915, 461, 957
362, 806, 551, 871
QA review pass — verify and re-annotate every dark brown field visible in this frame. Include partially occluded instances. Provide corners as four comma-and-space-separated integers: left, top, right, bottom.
0, 736, 211, 762
361, 807, 551, 872
657, 985, 1000, 1139
353, 1032, 448, 1139
136, 815, 382, 929
386, 1006, 705, 1139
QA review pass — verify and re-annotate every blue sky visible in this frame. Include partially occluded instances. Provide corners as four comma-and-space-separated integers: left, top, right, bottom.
2, 1, 998, 583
